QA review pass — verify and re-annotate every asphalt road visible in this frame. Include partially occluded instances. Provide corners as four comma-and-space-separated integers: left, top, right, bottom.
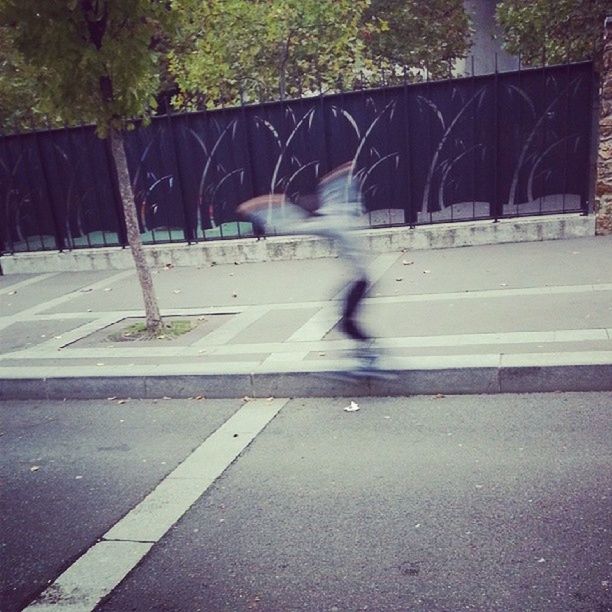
2, 393, 611, 612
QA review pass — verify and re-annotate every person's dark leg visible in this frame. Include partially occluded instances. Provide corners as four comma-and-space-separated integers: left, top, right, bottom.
340, 278, 370, 342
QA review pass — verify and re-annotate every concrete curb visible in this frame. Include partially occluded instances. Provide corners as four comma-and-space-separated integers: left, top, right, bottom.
2, 355, 611, 399
0, 213, 595, 274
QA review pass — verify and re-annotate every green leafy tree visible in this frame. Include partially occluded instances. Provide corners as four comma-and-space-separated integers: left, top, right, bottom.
496, 0, 609, 67
0, 0, 174, 333
0, 27, 44, 130
363, 0, 472, 81
170, 0, 472, 109
170, 0, 372, 109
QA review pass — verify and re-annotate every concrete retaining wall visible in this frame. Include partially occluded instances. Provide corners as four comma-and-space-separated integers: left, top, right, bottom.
0, 213, 595, 274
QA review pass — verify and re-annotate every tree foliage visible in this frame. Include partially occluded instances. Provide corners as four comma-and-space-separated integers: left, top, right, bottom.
0, 0, 173, 332
170, 0, 372, 109
0, 26, 48, 130
0, 0, 174, 134
169, 0, 472, 110
364, 0, 472, 81
496, 0, 609, 68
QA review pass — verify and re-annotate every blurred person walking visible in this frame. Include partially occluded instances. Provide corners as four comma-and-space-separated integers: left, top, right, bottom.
238, 163, 379, 371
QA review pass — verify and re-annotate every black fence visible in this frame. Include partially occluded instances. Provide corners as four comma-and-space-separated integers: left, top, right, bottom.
0, 61, 594, 255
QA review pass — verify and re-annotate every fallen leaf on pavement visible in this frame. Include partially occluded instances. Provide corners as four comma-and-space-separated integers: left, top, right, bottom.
423, 270, 431, 274
402, 260, 414, 265
8, 290, 17, 295
107, 396, 117, 401
104, 288, 112, 292
80, 288, 93, 292
96, 362, 104, 366
344, 401, 360, 412
395, 277, 403, 282
433, 393, 445, 399
30, 466, 40, 472
117, 399, 127, 405
173, 289, 182, 294
194, 395, 205, 400
537, 558, 546, 563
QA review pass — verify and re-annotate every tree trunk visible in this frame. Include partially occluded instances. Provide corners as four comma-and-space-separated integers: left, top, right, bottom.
109, 128, 163, 333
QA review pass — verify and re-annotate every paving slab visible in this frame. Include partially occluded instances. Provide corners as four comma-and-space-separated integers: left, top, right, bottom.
1, 236, 611, 398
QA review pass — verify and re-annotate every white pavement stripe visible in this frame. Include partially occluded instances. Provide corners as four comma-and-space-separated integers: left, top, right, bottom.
290, 253, 401, 342
332, 252, 400, 300
192, 308, 268, 346
3, 327, 608, 361
367, 283, 612, 305
0, 270, 135, 332
1, 352, 612, 380
23, 540, 153, 611
287, 305, 340, 342
104, 398, 287, 542
0, 272, 58, 297
3, 283, 611, 325
25, 316, 121, 354
0, 362, 263, 377
24, 399, 287, 612
262, 350, 311, 364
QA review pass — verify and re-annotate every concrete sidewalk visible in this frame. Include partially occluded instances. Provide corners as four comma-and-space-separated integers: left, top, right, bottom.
1, 235, 611, 398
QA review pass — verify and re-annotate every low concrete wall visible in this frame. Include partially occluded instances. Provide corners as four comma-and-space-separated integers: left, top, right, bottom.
0, 213, 595, 274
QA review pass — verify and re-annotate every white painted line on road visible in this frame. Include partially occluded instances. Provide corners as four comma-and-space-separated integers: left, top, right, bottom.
104, 398, 287, 541
23, 540, 153, 611
23, 398, 288, 611
0, 272, 58, 297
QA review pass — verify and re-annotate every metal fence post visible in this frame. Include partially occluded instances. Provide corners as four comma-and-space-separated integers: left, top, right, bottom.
318, 73, 332, 175
103, 136, 128, 247
164, 107, 194, 243
401, 66, 415, 227
492, 53, 501, 221
32, 124, 66, 251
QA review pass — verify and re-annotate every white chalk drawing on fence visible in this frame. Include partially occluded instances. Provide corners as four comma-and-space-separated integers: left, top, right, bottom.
417, 86, 487, 215
506, 75, 584, 211
189, 118, 245, 229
